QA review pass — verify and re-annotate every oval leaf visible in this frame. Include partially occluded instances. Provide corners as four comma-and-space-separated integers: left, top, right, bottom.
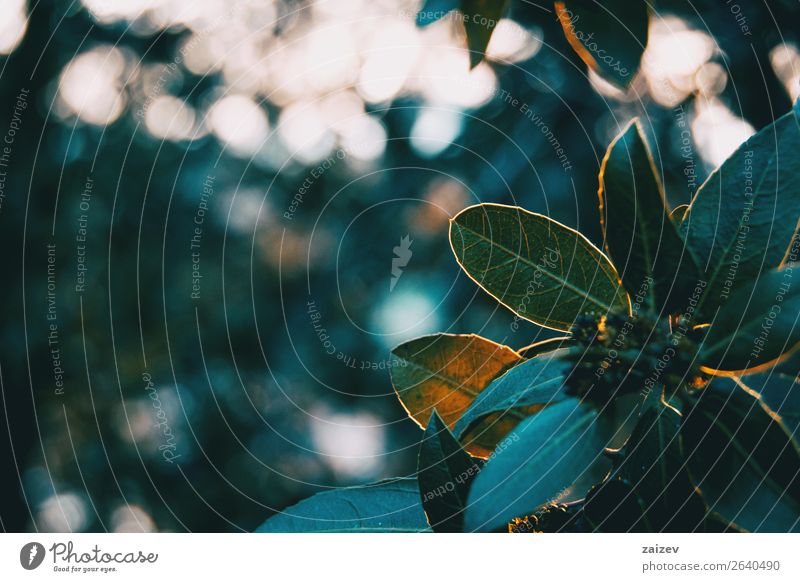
737, 372, 800, 436
699, 265, 800, 373
599, 120, 701, 313
453, 351, 570, 440
610, 403, 707, 531
461, 0, 510, 69
555, 0, 648, 88
681, 100, 800, 314
464, 398, 610, 531
450, 203, 628, 331
418, 411, 483, 532
390, 333, 523, 456
256, 478, 430, 532
681, 379, 800, 532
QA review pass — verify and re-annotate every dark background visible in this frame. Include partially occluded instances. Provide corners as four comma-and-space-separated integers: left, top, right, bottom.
0, 0, 797, 531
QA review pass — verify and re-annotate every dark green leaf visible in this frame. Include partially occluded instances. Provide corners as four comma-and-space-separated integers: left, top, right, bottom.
582, 478, 649, 532
737, 372, 800, 435
416, 0, 459, 26
555, 0, 648, 88
464, 398, 611, 531
450, 203, 629, 332
611, 403, 707, 531
461, 0, 510, 69
389, 333, 523, 456
699, 265, 800, 373
599, 120, 701, 313
418, 411, 483, 532
453, 352, 570, 440
255, 478, 430, 532
681, 100, 800, 314
681, 378, 800, 532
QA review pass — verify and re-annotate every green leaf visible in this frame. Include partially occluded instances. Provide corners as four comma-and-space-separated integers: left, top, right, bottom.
464, 398, 611, 531
460, 0, 510, 69
255, 478, 430, 532
582, 478, 649, 532
699, 265, 800, 373
737, 372, 800, 435
450, 203, 629, 332
416, 0, 459, 26
453, 352, 570, 441
681, 100, 800, 315
611, 403, 707, 531
670, 204, 689, 225
555, 0, 648, 88
389, 333, 523, 456
518, 336, 573, 358
418, 411, 483, 532
599, 120, 701, 313
681, 378, 800, 532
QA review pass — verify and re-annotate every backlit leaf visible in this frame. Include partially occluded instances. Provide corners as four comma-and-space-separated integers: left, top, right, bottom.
450, 203, 628, 332
453, 351, 570, 440
736, 372, 800, 436
681, 379, 800, 532
555, 0, 648, 88
699, 265, 800, 373
389, 333, 523, 456
670, 204, 689, 225
611, 403, 707, 531
681, 100, 800, 315
599, 120, 701, 313
464, 398, 611, 531
418, 411, 483, 532
255, 478, 430, 532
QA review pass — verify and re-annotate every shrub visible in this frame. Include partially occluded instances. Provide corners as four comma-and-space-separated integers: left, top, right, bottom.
257, 100, 800, 533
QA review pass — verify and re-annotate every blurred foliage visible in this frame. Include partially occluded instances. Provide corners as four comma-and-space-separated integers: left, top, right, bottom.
0, 0, 798, 532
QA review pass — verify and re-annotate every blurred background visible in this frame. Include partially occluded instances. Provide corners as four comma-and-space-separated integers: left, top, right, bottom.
0, 0, 797, 532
